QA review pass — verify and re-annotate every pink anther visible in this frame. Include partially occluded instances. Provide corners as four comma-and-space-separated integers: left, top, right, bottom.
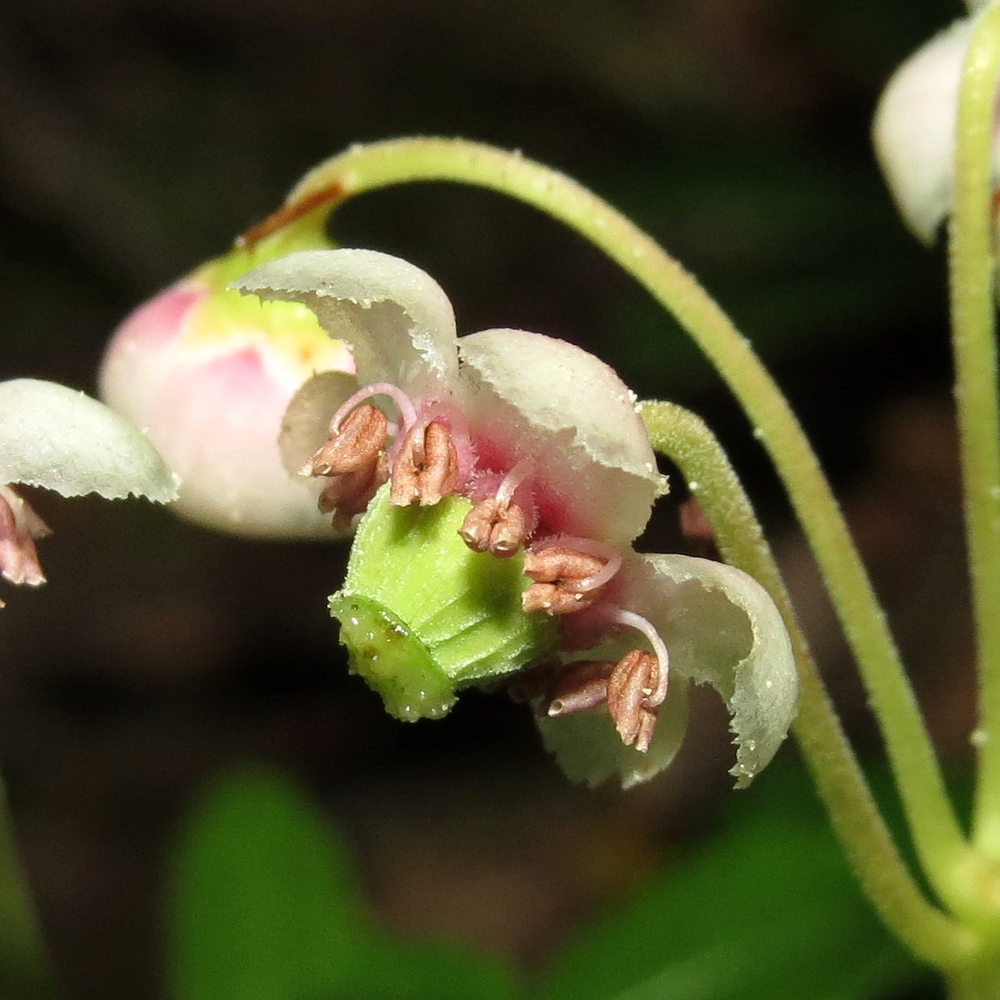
535, 535, 622, 593
606, 607, 669, 707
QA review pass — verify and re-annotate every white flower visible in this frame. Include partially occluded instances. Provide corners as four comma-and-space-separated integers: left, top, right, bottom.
0, 378, 178, 604
235, 248, 798, 788
872, 5, 1000, 243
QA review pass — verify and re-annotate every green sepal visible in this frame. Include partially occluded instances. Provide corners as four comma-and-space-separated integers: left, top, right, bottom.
330, 484, 559, 721
195, 223, 337, 346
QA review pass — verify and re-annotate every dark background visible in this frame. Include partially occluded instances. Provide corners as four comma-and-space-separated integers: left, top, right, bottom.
0, 1, 974, 997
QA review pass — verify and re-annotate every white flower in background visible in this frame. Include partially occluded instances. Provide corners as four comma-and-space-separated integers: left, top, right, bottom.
873, 2, 1000, 243
0, 378, 178, 605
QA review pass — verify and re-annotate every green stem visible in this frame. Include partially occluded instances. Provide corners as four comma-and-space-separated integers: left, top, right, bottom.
253, 136, 970, 911
953, 3, 1000, 859
640, 400, 974, 968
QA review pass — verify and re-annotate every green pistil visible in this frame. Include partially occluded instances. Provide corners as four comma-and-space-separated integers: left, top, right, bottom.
330, 485, 559, 721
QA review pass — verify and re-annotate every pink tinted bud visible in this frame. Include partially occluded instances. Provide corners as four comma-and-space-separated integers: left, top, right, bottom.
99, 242, 354, 538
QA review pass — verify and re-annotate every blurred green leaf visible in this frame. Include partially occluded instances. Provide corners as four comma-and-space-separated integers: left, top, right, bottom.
0, 784, 55, 1000
168, 766, 521, 1000
536, 757, 928, 1000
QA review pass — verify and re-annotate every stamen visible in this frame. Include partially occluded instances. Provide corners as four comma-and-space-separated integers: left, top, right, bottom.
299, 385, 407, 526
606, 608, 669, 707
521, 537, 622, 615
539, 535, 622, 593
521, 582, 592, 615
389, 419, 460, 507
0, 485, 50, 599
458, 459, 535, 558
300, 404, 388, 478
459, 497, 528, 557
679, 496, 714, 545
494, 458, 534, 509
522, 547, 605, 615
606, 650, 658, 749
545, 660, 614, 717
317, 452, 389, 531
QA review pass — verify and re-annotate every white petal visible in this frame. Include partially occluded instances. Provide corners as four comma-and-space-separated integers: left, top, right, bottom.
233, 249, 459, 391
872, 15, 1000, 243
458, 330, 666, 547
623, 553, 797, 787
535, 677, 689, 789
0, 379, 179, 502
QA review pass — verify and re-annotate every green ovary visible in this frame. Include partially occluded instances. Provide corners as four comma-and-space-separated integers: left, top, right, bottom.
330, 486, 559, 721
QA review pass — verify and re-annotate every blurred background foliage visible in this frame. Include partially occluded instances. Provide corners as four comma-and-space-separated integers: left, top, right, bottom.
0, 0, 974, 996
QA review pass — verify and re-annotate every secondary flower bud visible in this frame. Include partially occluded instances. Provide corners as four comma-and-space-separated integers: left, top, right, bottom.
99, 231, 353, 538
872, 8, 1000, 243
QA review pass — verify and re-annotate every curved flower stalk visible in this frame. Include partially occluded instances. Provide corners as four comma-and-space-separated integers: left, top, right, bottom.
872, 1, 1000, 243
234, 247, 797, 788
99, 225, 353, 538
0, 378, 179, 605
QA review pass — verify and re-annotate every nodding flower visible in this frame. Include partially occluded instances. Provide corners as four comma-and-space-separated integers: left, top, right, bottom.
233, 248, 797, 789
0, 378, 178, 606
872, 2, 1000, 244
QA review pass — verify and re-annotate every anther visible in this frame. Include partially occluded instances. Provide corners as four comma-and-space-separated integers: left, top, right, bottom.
389, 420, 459, 506
608, 608, 670, 708
606, 650, 659, 751
679, 496, 717, 557
300, 404, 388, 478
459, 496, 528, 557
0, 485, 50, 602
317, 452, 389, 531
544, 660, 615, 717
459, 458, 534, 557
521, 540, 620, 615
521, 582, 591, 615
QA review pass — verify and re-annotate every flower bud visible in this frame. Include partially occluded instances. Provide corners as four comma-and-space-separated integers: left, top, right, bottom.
872, 10, 1000, 243
99, 229, 353, 538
